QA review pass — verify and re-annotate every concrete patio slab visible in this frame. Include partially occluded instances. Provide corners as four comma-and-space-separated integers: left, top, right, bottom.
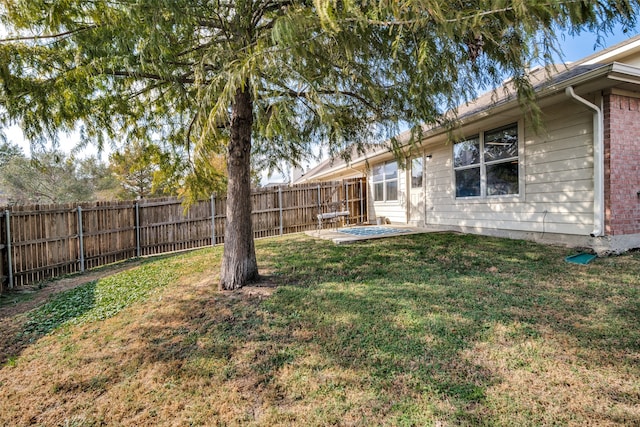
305, 225, 433, 244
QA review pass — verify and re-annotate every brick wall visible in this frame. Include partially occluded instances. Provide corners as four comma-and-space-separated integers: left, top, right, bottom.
603, 93, 640, 235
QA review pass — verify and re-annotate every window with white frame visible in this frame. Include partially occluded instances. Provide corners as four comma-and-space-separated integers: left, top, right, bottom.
453, 123, 519, 198
411, 157, 423, 188
372, 160, 398, 201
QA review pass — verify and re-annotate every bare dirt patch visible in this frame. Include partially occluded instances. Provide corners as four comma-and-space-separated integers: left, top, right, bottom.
219, 274, 279, 299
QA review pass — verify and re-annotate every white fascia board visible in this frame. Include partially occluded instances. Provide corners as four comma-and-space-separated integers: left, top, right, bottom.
607, 62, 640, 84
583, 39, 640, 65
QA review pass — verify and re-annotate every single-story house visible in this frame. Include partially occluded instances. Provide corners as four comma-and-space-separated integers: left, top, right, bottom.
295, 35, 640, 254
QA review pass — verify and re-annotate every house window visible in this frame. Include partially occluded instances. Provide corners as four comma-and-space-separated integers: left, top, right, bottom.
411, 157, 423, 188
453, 123, 519, 198
372, 160, 398, 201
454, 136, 481, 197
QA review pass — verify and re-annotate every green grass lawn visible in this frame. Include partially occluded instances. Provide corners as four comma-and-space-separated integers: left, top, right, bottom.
0, 232, 638, 426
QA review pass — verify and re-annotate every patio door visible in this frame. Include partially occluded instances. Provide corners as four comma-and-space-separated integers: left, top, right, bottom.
408, 156, 426, 226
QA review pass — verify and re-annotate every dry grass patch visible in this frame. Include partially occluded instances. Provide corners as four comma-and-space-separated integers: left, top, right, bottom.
0, 233, 638, 426
464, 324, 640, 425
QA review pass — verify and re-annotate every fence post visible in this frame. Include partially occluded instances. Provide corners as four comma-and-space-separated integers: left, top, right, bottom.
0, 213, 3, 291
278, 187, 283, 236
135, 202, 141, 257
317, 184, 322, 231
345, 181, 350, 225
4, 210, 13, 289
360, 179, 364, 224
77, 206, 85, 273
211, 194, 216, 246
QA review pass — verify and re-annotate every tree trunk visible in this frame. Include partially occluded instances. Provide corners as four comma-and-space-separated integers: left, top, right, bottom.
220, 84, 259, 290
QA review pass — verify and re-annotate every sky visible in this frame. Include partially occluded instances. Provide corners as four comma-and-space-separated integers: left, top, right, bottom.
555, 24, 639, 62
3, 23, 639, 165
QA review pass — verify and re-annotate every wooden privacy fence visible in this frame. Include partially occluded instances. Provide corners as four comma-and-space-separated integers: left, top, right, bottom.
0, 179, 367, 291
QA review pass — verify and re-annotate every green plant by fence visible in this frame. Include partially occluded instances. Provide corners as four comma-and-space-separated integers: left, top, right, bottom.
0, 179, 366, 292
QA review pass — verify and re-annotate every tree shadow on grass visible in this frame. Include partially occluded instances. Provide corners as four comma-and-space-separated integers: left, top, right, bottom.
123, 277, 496, 424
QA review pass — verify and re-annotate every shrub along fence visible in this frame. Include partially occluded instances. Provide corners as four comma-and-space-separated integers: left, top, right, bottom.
0, 179, 367, 292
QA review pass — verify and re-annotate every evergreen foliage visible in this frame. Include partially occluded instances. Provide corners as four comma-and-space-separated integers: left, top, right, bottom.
0, 140, 23, 168
108, 141, 187, 200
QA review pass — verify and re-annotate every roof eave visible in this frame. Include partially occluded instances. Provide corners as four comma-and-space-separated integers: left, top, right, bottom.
305, 62, 640, 181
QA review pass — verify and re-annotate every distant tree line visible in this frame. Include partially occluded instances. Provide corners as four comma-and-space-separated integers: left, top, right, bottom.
0, 140, 265, 206
0, 141, 116, 205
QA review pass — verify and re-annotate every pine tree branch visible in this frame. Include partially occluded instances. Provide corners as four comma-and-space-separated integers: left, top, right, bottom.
106, 69, 196, 84
337, 1, 582, 27
281, 88, 377, 111
176, 41, 217, 59
252, 0, 296, 28
0, 25, 98, 43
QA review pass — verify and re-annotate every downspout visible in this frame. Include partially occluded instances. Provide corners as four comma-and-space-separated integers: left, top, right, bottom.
565, 86, 605, 237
